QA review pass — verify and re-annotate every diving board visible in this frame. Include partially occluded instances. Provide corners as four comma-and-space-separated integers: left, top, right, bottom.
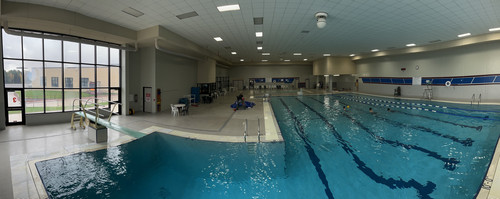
73, 111, 146, 139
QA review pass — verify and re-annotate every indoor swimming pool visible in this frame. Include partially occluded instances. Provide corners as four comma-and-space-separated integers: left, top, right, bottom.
35, 94, 500, 198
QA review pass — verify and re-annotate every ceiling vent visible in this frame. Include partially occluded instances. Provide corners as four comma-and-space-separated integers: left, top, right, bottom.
254, 17, 264, 25
176, 11, 199, 20
429, 39, 441, 43
256, 41, 263, 44
122, 7, 144, 17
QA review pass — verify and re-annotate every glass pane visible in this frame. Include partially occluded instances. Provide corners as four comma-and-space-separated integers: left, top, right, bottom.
7, 90, 22, 107
81, 64, 95, 88
81, 44, 95, 64
45, 62, 62, 88
111, 89, 119, 113
81, 86, 95, 106
110, 48, 120, 66
23, 37, 43, 60
25, 89, 44, 114
64, 89, 80, 112
24, 61, 43, 88
97, 65, 108, 87
97, 89, 109, 108
44, 39, 62, 61
110, 67, 120, 87
45, 89, 63, 112
2, 29, 22, 59
63, 41, 79, 62
8, 111, 22, 123
97, 46, 108, 65
64, 64, 79, 88
3, 60, 23, 88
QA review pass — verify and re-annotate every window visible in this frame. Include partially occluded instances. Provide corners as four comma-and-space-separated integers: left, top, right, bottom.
2, 28, 122, 114
82, 78, 89, 88
65, 77, 73, 88
51, 77, 59, 87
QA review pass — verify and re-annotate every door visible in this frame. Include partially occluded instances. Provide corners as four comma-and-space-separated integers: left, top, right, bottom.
5, 89, 25, 125
143, 87, 152, 113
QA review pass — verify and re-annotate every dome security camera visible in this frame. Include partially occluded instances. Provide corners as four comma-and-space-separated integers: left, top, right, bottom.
315, 12, 328, 29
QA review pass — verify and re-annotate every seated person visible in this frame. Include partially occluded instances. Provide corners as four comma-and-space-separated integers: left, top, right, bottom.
236, 93, 245, 110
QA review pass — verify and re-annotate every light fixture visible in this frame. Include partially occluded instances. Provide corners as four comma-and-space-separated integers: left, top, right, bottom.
489, 27, 500, 32
315, 12, 328, 29
349, 54, 355, 57
262, 60, 268, 62
217, 4, 240, 12
257, 46, 263, 50
293, 53, 302, 55
458, 33, 471, 37
262, 53, 270, 55
406, 43, 416, 47
333, 74, 340, 76
323, 54, 331, 56
284, 59, 290, 62
371, 49, 379, 52
256, 32, 263, 37
240, 59, 244, 61
324, 75, 329, 77
214, 37, 223, 41
231, 52, 237, 55
303, 58, 308, 61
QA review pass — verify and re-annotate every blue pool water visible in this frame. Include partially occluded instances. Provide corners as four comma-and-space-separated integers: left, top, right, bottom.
36, 94, 500, 198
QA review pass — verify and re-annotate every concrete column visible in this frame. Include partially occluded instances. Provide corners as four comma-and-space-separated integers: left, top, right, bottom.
328, 75, 333, 92
316, 76, 319, 89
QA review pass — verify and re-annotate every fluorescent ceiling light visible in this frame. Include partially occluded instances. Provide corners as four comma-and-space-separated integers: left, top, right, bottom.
214, 37, 223, 41
349, 54, 356, 57
262, 60, 268, 62
324, 75, 329, 77
122, 7, 144, 17
406, 43, 416, 47
217, 4, 240, 12
371, 49, 379, 52
231, 52, 237, 55
256, 32, 263, 37
333, 74, 340, 76
284, 59, 290, 62
489, 27, 500, 32
303, 59, 308, 61
293, 53, 302, 56
323, 54, 331, 56
257, 46, 263, 50
240, 59, 244, 61
458, 33, 471, 37
262, 53, 270, 55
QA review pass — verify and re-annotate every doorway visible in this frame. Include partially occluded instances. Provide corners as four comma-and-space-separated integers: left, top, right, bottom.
5, 89, 25, 125
143, 87, 152, 113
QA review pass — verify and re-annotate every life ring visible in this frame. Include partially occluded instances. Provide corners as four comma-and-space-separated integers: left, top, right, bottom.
445, 81, 451, 87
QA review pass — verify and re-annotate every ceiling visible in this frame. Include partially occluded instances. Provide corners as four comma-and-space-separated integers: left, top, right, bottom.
8, 0, 500, 63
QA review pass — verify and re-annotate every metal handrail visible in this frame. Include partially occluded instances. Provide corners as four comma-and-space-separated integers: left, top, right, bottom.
71, 98, 121, 129
257, 118, 261, 143
471, 94, 475, 105
244, 119, 248, 143
478, 94, 482, 105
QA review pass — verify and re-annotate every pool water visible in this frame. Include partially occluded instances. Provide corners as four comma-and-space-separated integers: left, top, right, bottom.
36, 94, 500, 198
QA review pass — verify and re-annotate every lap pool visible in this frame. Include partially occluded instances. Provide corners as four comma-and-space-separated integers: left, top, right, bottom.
35, 94, 500, 198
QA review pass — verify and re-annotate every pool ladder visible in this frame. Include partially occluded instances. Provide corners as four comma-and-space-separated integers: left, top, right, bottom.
243, 118, 261, 143
471, 93, 481, 105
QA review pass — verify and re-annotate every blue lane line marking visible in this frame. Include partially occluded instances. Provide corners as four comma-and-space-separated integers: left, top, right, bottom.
291, 97, 436, 198
338, 96, 487, 129
278, 99, 335, 199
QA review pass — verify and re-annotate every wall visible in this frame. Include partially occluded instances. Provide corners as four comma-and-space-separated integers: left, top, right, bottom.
216, 66, 229, 77
0, 34, 5, 130
228, 64, 313, 88
197, 58, 216, 83
355, 40, 500, 102
313, 56, 356, 75
155, 50, 197, 111
127, 47, 156, 112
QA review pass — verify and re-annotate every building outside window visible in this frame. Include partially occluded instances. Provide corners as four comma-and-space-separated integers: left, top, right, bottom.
65, 77, 73, 88
51, 77, 59, 87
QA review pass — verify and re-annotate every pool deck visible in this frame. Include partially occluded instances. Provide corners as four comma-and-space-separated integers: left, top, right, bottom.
1, 88, 499, 198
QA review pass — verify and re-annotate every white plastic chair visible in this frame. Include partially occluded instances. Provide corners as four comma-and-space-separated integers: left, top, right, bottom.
171, 104, 179, 116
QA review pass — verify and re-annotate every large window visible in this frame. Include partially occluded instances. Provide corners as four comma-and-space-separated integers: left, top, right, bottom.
2, 29, 121, 114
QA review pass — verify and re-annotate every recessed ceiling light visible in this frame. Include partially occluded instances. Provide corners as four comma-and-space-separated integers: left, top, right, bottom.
489, 27, 500, 32
458, 33, 471, 37
257, 46, 263, 50
217, 4, 240, 12
231, 52, 237, 55
349, 54, 356, 57
406, 43, 416, 47
122, 7, 144, 17
371, 49, 379, 52
323, 54, 331, 56
256, 32, 263, 37
214, 37, 223, 41
284, 59, 290, 62
293, 53, 302, 56
262, 53, 270, 56
262, 60, 268, 62
303, 58, 308, 61
333, 74, 340, 76
240, 59, 244, 62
